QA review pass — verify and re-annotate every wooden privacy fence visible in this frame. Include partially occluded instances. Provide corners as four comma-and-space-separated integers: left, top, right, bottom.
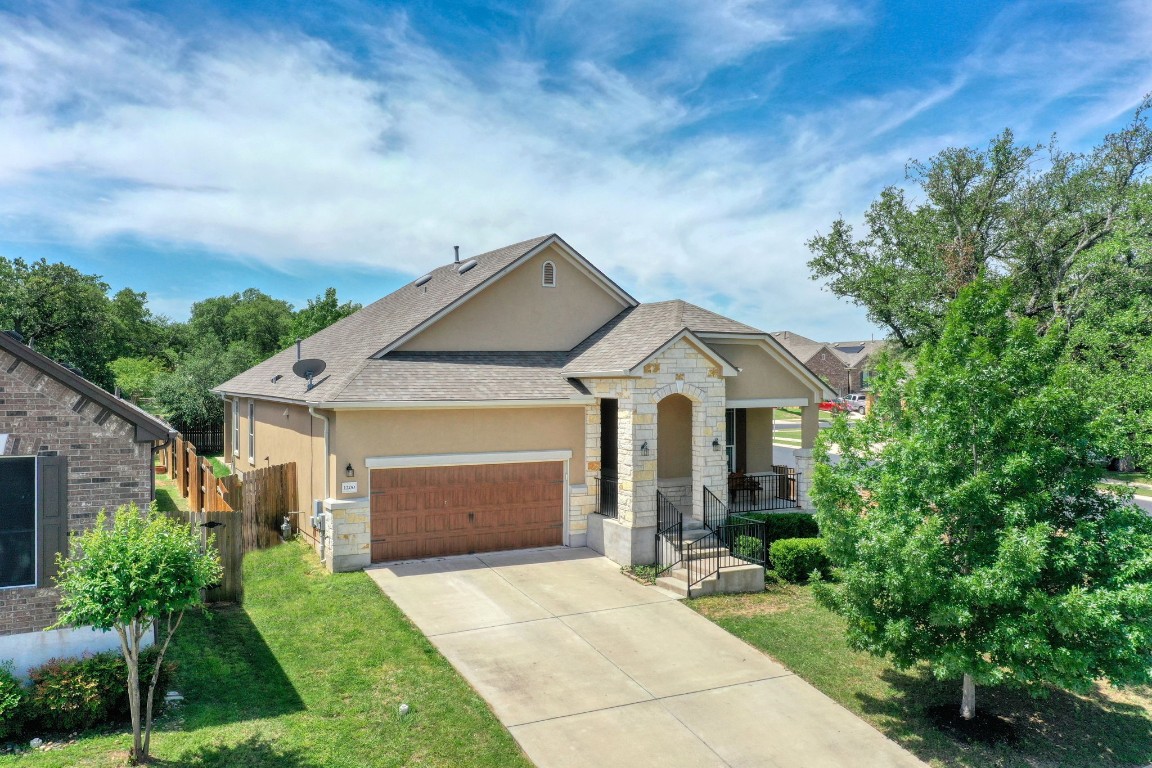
161, 434, 298, 603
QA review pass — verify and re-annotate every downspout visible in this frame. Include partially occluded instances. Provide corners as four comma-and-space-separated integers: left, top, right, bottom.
308, 406, 330, 563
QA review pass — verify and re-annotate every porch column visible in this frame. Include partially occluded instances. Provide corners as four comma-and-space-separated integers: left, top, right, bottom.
800, 403, 820, 449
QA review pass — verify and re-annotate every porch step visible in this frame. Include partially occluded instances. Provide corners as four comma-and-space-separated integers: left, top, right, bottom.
655, 572, 717, 598
654, 562, 765, 598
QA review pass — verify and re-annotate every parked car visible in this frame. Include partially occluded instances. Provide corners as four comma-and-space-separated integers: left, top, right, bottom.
819, 399, 850, 413
843, 393, 868, 413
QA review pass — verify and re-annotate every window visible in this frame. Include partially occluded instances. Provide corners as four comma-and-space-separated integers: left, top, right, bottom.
0, 456, 37, 589
248, 400, 256, 465
231, 399, 240, 458
542, 260, 556, 287
725, 409, 740, 473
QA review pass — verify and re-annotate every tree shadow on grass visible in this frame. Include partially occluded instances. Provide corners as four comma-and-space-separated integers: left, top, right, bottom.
165, 605, 305, 729
854, 666, 1152, 767
150, 735, 321, 768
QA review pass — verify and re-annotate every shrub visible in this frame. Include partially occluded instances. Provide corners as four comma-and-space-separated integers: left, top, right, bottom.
734, 512, 818, 546
26, 647, 173, 733
732, 535, 765, 562
0, 660, 26, 741
769, 538, 830, 583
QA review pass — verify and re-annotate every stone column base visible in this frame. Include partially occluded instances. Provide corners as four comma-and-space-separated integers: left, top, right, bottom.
587, 514, 656, 566
322, 497, 371, 573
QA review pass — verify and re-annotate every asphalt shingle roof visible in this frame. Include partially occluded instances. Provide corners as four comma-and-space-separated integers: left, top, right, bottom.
563, 301, 761, 374
214, 235, 553, 402
337, 352, 587, 402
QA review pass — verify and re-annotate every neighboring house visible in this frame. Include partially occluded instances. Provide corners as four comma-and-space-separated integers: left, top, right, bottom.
0, 332, 173, 675
771, 331, 886, 397
214, 235, 833, 570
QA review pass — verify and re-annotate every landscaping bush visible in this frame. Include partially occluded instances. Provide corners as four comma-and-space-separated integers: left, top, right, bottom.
733, 535, 765, 562
769, 538, 830, 583
25, 646, 173, 733
734, 512, 818, 546
0, 660, 26, 741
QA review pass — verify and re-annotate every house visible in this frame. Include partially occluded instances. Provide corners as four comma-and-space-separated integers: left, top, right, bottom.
0, 331, 173, 674
214, 235, 832, 571
770, 331, 885, 397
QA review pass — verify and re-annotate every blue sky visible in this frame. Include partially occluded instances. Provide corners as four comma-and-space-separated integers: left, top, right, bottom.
0, 1, 1149, 340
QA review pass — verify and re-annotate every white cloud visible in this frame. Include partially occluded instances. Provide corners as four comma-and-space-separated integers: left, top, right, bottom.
0, 2, 1148, 340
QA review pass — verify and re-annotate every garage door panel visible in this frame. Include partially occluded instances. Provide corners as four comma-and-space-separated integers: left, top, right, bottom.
370, 461, 564, 562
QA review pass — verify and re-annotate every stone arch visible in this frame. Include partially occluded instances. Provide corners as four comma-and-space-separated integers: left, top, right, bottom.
651, 380, 706, 404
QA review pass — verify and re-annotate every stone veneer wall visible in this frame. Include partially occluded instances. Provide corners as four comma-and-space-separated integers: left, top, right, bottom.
580, 337, 729, 541
0, 350, 154, 636
321, 498, 371, 572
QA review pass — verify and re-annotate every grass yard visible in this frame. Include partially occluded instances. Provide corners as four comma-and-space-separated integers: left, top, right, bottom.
153, 470, 190, 514
692, 585, 1152, 768
205, 456, 231, 478
1, 542, 530, 768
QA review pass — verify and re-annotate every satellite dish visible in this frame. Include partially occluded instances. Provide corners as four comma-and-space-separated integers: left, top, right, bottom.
292, 358, 327, 390
292, 358, 327, 379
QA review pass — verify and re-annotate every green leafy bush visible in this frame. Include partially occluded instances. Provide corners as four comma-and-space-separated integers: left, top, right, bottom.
26, 647, 173, 733
769, 538, 830, 583
732, 535, 765, 562
733, 512, 818, 546
0, 660, 27, 741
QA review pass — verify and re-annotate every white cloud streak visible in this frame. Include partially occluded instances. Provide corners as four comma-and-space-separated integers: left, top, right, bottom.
0, 1, 1148, 339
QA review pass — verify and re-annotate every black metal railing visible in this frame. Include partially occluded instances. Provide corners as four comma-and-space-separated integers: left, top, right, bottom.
703, 485, 729, 532
655, 490, 683, 575
684, 516, 770, 596
596, 474, 619, 518
726, 467, 799, 513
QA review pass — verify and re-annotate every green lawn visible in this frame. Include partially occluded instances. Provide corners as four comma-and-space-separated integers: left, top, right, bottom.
1, 542, 530, 768
774, 429, 802, 442
153, 470, 190, 514
692, 585, 1152, 768
1104, 470, 1152, 486
206, 455, 232, 478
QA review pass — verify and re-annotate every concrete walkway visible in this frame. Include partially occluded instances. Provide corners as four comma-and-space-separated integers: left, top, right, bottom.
368, 547, 926, 768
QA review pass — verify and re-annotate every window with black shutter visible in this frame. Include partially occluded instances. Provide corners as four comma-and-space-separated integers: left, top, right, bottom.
0, 456, 36, 588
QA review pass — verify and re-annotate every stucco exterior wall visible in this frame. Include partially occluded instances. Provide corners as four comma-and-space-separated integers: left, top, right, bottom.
234, 400, 324, 542
745, 407, 775, 473
0, 351, 154, 639
711, 342, 816, 401
656, 393, 692, 479
398, 246, 629, 352
329, 406, 587, 490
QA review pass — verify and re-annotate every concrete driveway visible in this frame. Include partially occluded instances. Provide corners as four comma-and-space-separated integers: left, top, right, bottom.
368, 547, 925, 768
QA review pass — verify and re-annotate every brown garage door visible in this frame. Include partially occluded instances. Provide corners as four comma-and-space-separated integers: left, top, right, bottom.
370, 461, 564, 562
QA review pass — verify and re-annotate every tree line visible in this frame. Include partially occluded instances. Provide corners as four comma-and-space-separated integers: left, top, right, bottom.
808, 98, 1152, 722
808, 97, 1152, 470
0, 266, 360, 426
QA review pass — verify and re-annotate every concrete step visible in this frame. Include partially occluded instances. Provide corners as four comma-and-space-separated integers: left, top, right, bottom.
655, 572, 718, 597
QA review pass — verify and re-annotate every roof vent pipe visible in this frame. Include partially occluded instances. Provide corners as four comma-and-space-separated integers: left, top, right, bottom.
296, 338, 302, 360
454, 245, 460, 263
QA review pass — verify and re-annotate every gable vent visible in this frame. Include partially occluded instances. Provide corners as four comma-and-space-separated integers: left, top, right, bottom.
414, 273, 432, 287
542, 260, 556, 287
457, 258, 478, 274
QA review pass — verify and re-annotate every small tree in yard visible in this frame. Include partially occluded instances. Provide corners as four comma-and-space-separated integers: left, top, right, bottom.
53, 505, 221, 764
812, 280, 1152, 721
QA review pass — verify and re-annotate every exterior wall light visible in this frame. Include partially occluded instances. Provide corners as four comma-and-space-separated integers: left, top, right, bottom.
712, 438, 721, 452
640, 441, 649, 456
345, 463, 355, 478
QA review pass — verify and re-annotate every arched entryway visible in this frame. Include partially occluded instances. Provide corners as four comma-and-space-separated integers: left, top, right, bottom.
657, 393, 693, 515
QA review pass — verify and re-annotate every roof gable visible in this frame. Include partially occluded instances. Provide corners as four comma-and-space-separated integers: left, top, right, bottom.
0, 333, 172, 442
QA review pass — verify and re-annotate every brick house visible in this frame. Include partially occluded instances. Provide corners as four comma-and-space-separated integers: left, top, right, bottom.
770, 331, 885, 397
215, 234, 833, 586
0, 331, 173, 675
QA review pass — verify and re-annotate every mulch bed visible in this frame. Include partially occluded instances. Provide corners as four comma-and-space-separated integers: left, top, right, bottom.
926, 704, 1019, 746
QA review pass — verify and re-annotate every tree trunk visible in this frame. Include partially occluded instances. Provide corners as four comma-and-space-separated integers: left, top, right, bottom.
961, 673, 976, 720
122, 621, 142, 764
